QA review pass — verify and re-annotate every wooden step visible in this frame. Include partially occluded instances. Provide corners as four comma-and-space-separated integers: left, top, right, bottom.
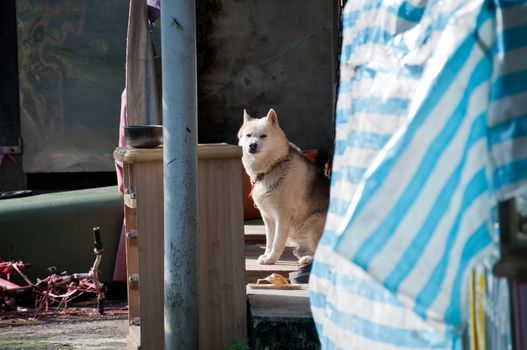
244, 223, 265, 244
245, 244, 299, 283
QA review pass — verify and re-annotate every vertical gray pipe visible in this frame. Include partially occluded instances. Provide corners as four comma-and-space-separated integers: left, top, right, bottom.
161, 0, 198, 349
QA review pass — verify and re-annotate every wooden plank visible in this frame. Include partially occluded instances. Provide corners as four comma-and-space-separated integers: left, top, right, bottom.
125, 230, 140, 321
127, 325, 141, 350
198, 158, 247, 350
124, 194, 137, 209
124, 162, 140, 323
134, 161, 164, 350
114, 143, 241, 164
113, 147, 163, 164
247, 284, 302, 290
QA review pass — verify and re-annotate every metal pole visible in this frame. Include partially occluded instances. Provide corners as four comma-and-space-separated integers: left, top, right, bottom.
161, 0, 198, 349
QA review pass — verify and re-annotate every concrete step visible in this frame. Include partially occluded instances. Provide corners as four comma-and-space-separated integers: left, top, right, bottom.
245, 223, 319, 348
247, 287, 320, 350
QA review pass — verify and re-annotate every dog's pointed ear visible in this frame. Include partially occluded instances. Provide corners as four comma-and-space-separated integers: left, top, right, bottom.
243, 109, 252, 123
266, 108, 278, 126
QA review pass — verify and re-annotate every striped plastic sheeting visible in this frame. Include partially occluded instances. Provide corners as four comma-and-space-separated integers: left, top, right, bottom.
489, 1, 527, 199
309, 0, 527, 349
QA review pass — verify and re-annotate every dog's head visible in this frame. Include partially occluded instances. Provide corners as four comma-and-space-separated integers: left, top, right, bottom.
237, 108, 285, 156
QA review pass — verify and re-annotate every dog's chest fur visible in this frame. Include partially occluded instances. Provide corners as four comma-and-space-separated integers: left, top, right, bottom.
250, 149, 303, 211
252, 154, 291, 195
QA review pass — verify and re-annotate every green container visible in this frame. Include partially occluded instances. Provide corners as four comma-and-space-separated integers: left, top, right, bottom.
0, 186, 123, 283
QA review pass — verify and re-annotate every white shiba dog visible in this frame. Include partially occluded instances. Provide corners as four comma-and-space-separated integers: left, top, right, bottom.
238, 108, 329, 265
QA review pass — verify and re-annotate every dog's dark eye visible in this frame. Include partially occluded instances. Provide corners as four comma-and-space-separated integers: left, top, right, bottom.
246, 133, 252, 137
260, 134, 267, 138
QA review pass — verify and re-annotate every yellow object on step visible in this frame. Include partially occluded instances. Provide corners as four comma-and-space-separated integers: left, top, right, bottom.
248, 273, 302, 290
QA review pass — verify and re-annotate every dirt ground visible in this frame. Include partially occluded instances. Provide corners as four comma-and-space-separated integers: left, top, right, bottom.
0, 302, 128, 350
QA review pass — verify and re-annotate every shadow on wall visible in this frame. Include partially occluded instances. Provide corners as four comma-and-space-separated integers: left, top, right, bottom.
196, 0, 336, 163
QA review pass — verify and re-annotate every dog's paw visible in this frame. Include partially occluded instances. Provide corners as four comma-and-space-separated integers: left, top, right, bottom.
257, 254, 277, 265
256, 254, 268, 264
298, 256, 313, 266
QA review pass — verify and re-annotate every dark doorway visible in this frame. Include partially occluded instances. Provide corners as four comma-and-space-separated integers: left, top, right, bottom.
0, 0, 25, 191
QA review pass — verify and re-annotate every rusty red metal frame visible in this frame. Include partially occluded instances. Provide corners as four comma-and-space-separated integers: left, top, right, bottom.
0, 227, 106, 315
0, 260, 35, 298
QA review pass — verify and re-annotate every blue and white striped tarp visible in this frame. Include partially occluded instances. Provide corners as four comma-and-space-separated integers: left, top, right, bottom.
309, 0, 527, 348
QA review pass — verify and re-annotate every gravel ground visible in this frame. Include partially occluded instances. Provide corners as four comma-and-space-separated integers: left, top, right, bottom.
0, 302, 128, 350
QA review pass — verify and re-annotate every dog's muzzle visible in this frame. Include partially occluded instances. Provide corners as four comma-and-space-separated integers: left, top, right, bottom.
248, 143, 258, 154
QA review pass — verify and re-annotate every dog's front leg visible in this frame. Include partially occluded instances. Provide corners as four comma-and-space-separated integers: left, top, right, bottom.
257, 214, 276, 264
263, 214, 276, 256
259, 218, 290, 265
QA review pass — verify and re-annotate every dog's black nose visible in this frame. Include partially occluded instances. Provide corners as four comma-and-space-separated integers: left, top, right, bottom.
249, 143, 258, 153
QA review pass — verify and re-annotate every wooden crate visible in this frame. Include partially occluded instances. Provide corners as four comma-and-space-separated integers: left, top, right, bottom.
114, 144, 247, 350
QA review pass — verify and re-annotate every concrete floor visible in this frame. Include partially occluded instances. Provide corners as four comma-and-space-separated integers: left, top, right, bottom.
0, 224, 318, 350
0, 308, 128, 350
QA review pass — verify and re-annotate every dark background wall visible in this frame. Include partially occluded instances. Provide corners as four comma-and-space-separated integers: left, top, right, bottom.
197, 0, 337, 164
0, 0, 25, 191
0, 1, 337, 192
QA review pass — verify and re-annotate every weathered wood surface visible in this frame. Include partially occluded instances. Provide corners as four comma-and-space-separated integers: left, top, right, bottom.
117, 144, 246, 350
114, 143, 241, 164
134, 161, 164, 350
245, 244, 299, 283
197, 157, 247, 350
